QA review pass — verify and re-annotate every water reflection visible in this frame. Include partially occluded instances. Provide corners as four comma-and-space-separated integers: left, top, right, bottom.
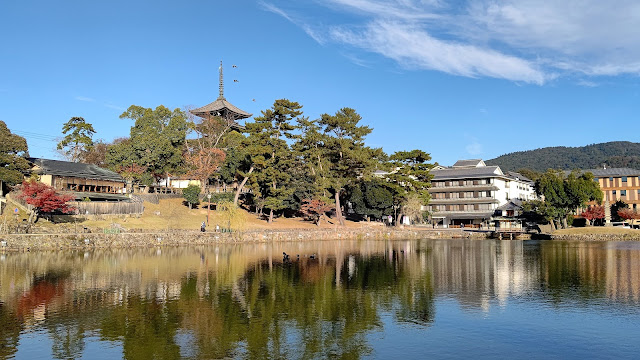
0, 239, 639, 359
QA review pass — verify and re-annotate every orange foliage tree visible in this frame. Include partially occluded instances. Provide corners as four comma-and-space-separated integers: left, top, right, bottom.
300, 198, 333, 225
582, 205, 605, 226
18, 180, 75, 222
618, 208, 640, 221
185, 109, 236, 192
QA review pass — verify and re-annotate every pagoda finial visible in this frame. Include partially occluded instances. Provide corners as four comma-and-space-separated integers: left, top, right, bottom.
218, 60, 224, 99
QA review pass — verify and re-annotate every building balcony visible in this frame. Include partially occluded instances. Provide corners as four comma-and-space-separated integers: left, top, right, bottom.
429, 185, 499, 193
431, 210, 494, 219
430, 198, 500, 204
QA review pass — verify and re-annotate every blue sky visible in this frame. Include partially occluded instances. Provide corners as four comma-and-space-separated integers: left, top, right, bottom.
1, 0, 639, 166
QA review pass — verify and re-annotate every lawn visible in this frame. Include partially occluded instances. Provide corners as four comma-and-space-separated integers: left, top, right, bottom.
77, 198, 368, 231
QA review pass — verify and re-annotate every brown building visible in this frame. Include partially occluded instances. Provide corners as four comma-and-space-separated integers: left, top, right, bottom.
28, 158, 128, 201
585, 168, 640, 210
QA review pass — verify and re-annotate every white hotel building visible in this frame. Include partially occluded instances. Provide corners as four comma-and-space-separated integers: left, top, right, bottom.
428, 159, 537, 227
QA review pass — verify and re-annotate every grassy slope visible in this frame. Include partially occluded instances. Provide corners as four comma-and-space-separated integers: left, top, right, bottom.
78, 198, 367, 231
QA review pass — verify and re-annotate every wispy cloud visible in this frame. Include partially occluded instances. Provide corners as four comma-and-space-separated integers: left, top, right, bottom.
465, 142, 483, 156
265, 0, 640, 83
577, 80, 598, 88
104, 103, 124, 111
261, 1, 327, 44
330, 20, 546, 84
75, 96, 95, 102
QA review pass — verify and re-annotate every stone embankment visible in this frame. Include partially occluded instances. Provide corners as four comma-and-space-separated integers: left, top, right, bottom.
0, 228, 487, 251
552, 233, 640, 241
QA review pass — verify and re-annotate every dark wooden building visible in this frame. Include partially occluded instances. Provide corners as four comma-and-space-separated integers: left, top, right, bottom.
28, 158, 128, 201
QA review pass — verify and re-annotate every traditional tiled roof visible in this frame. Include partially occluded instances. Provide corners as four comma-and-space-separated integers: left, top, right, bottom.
71, 191, 130, 201
581, 168, 640, 177
506, 171, 534, 184
191, 61, 252, 124
28, 158, 124, 183
190, 97, 252, 120
495, 199, 523, 211
431, 166, 503, 180
452, 159, 485, 167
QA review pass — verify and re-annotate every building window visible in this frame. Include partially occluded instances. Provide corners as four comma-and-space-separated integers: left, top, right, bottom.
622, 176, 627, 182
621, 190, 627, 196
613, 190, 617, 195
609, 177, 614, 182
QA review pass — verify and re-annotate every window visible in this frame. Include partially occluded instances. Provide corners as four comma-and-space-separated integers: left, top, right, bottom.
622, 176, 627, 182
613, 190, 617, 195
621, 190, 627, 196
609, 177, 614, 182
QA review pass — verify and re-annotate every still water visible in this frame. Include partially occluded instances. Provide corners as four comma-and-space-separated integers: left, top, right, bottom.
1, 239, 640, 359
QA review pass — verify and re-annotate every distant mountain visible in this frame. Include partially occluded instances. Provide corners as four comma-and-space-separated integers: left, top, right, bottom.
486, 141, 640, 172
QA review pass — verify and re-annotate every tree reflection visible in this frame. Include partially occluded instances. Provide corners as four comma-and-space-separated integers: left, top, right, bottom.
0, 302, 22, 359
1, 239, 639, 359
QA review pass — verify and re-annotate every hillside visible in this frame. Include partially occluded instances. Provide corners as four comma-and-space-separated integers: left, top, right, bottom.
486, 141, 640, 171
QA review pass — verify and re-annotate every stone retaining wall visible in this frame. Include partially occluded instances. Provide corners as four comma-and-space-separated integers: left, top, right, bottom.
0, 228, 487, 251
552, 233, 640, 241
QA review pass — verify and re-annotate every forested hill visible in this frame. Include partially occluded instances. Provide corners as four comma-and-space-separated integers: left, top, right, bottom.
486, 141, 640, 171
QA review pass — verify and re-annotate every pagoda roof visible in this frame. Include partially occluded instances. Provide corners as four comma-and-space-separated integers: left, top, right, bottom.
191, 61, 252, 124
190, 96, 252, 120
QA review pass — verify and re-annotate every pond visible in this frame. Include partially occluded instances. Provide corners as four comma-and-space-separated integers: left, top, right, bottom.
1, 239, 639, 359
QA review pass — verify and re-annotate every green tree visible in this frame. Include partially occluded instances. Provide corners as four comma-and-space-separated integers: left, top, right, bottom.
57, 117, 96, 162
320, 108, 381, 225
346, 179, 396, 221
234, 99, 301, 222
534, 170, 603, 229
183, 184, 201, 209
118, 105, 188, 187
387, 149, 433, 224
0, 121, 30, 186
611, 200, 628, 222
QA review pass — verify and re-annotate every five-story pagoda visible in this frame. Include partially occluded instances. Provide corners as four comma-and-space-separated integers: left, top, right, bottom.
190, 61, 252, 129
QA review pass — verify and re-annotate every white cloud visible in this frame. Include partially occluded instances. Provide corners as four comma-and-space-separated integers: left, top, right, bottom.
104, 103, 124, 111
266, 0, 640, 82
330, 21, 547, 84
75, 96, 95, 102
466, 141, 483, 156
261, 1, 327, 44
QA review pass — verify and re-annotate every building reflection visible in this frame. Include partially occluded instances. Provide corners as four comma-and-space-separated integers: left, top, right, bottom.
0, 239, 639, 358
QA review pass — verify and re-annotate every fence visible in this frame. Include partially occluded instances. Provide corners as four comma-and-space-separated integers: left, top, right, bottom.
133, 193, 182, 205
70, 201, 144, 216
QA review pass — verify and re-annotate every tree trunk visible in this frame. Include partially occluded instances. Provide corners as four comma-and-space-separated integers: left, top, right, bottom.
268, 209, 274, 223
334, 190, 344, 226
549, 219, 556, 231
562, 217, 568, 229
233, 166, 254, 206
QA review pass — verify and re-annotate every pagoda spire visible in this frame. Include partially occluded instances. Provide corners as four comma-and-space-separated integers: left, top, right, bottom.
218, 60, 224, 100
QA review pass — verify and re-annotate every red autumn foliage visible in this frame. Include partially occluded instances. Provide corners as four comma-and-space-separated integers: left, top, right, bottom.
18, 180, 75, 215
582, 205, 605, 223
618, 208, 640, 220
300, 198, 333, 225
185, 147, 226, 187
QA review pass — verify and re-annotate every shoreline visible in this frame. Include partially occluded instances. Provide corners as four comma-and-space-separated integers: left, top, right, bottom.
0, 228, 486, 251
1, 227, 639, 251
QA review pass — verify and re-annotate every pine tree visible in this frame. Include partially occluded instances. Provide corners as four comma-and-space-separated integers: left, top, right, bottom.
319, 108, 381, 225
235, 99, 301, 222
57, 117, 96, 162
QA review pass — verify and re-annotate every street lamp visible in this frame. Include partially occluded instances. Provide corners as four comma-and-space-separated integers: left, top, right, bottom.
207, 193, 212, 225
